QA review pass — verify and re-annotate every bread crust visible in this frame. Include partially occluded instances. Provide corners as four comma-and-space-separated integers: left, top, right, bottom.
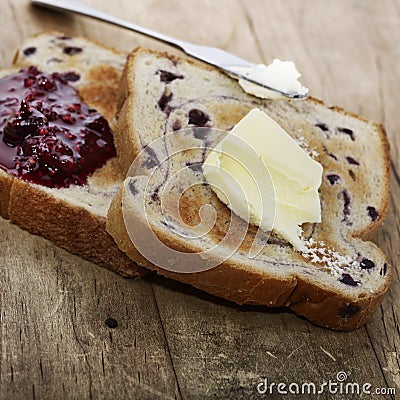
8, 179, 141, 276
115, 55, 143, 174
0, 171, 13, 219
107, 187, 391, 330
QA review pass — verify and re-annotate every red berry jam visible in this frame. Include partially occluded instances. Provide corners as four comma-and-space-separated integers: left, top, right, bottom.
0, 66, 116, 188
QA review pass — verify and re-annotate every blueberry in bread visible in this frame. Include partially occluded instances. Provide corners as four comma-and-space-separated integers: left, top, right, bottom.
106, 48, 391, 330
0, 32, 145, 277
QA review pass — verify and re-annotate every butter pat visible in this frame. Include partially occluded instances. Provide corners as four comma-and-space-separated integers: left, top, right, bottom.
202, 108, 323, 251
231, 59, 308, 99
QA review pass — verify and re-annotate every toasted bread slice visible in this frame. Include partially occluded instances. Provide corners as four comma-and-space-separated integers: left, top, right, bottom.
106, 48, 391, 329
0, 32, 144, 277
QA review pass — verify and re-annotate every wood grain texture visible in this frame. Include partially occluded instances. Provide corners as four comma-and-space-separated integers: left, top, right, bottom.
1, 220, 181, 400
242, 1, 400, 397
0, 0, 399, 399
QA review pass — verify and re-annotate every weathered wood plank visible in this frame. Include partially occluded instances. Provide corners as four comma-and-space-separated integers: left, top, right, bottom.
365, 0, 400, 384
0, 0, 399, 398
0, 219, 181, 400
74, 0, 261, 61
154, 0, 399, 399
233, 0, 400, 396
367, 172, 400, 393
153, 277, 394, 399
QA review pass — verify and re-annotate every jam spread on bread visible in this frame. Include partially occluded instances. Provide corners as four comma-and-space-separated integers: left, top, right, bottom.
0, 66, 116, 188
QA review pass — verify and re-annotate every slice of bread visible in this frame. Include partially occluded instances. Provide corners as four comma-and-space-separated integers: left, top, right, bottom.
0, 32, 145, 277
106, 48, 391, 330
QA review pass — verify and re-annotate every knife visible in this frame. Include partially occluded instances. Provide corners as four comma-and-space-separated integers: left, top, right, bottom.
32, 0, 308, 99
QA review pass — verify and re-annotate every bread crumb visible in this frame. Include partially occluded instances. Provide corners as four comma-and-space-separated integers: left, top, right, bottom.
301, 237, 358, 275
295, 136, 319, 158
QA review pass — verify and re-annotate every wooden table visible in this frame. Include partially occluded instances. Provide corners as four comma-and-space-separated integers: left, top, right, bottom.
1, 1, 399, 399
